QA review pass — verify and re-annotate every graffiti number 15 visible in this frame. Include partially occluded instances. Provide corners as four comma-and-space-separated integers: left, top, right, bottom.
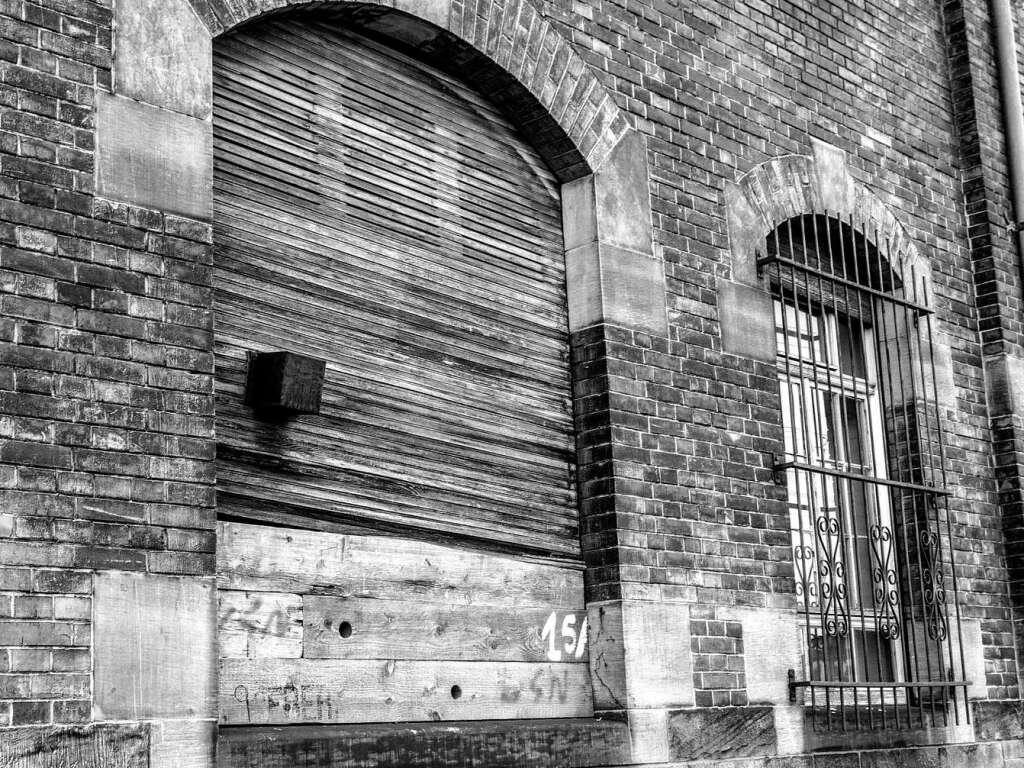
540, 611, 588, 661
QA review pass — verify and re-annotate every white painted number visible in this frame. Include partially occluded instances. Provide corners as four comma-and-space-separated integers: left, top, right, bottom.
541, 611, 587, 661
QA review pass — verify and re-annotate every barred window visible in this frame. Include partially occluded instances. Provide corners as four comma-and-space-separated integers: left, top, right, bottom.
759, 213, 970, 731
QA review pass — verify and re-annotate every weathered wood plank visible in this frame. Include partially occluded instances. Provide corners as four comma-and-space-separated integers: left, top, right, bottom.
214, 469, 577, 546
219, 591, 302, 659
217, 522, 584, 606
303, 597, 588, 662
219, 658, 593, 725
0, 724, 149, 768
216, 720, 632, 768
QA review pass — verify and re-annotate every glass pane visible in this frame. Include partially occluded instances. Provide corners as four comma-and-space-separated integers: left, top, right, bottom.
838, 315, 867, 378
841, 397, 865, 469
776, 301, 825, 362
857, 630, 895, 682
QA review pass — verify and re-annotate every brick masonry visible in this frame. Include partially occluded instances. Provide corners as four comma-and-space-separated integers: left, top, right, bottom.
0, 0, 217, 729
0, 0, 1023, 765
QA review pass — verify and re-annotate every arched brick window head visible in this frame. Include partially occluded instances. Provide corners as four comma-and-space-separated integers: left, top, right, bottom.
759, 211, 969, 731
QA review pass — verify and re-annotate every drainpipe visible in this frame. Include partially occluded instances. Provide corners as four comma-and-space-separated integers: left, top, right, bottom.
991, 0, 1024, 271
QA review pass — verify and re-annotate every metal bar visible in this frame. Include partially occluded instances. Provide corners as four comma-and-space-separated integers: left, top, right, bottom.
835, 212, 875, 727
904, 261, 945, 727
792, 680, 971, 689
921, 274, 970, 725
756, 252, 933, 315
882, 230, 921, 727
773, 460, 950, 496
821, 213, 860, 728
772, 245, 821, 724
791, 214, 835, 730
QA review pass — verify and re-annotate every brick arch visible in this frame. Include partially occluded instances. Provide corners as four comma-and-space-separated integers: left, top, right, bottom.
187, 0, 631, 181
724, 140, 931, 300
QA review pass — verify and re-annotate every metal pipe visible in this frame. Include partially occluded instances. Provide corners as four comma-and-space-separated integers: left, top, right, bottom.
990, 0, 1024, 268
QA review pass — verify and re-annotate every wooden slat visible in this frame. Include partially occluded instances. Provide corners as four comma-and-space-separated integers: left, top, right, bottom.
216, 720, 633, 768
216, 523, 584, 606
219, 658, 593, 725
219, 591, 302, 659
213, 21, 577, 557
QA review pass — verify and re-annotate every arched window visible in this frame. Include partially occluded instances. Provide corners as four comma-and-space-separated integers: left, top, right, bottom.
759, 213, 969, 730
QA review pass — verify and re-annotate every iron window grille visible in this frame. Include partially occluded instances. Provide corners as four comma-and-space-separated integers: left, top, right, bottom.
758, 213, 970, 731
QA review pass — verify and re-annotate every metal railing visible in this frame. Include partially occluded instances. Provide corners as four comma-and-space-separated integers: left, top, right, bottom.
758, 212, 969, 731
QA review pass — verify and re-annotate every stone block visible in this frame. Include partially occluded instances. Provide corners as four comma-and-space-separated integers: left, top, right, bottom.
588, 599, 694, 711
564, 240, 603, 332
625, 708, 670, 763
150, 719, 216, 768
93, 571, 216, 720
562, 173, 598, 251
811, 138, 855, 216
597, 244, 668, 336
564, 242, 667, 336
114, 0, 212, 117
860, 746, 942, 768
392, 0, 451, 31
972, 700, 1024, 742
941, 742, 1007, 768
724, 183, 761, 286
718, 280, 777, 363
593, 132, 653, 255
96, 93, 213, 220
667, 706, 776, 761
984, 353, 1024, 419
953, 619, 987, 701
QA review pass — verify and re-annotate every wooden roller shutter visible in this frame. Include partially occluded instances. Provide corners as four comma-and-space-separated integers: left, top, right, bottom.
212, 20, 578, 559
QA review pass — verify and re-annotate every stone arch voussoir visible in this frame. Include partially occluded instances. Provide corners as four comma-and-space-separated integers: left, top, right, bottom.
724, 139, 930, 297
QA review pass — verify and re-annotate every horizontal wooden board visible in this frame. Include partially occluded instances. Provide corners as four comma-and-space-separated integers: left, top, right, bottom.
219, 658, 593, 725
303, 597, 588, 663
219, 591, 302, 659
216, 719, 633, 768
217, 522, 585, 608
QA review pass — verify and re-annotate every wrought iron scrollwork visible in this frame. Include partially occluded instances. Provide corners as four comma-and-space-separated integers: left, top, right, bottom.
869, 524, 901, 639
920, 528, 948, 641
793, 544, 818, 608
815, 515, 848, 636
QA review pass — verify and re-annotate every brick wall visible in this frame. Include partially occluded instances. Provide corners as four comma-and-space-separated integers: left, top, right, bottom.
544, 0, 1020, 696
0, 0, 216, 729
689, 606, 747, 707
